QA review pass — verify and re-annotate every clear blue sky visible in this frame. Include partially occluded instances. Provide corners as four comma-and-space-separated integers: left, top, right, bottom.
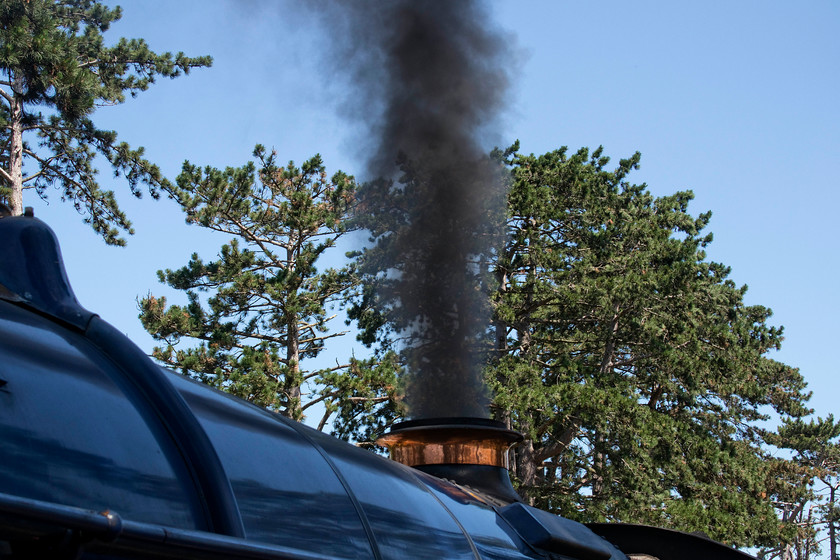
31, 1, 839, 423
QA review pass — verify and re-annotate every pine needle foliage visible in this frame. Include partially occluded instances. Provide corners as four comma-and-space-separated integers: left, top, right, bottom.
488, 145, 811, 548
0, 0, 210, 243
762, 416, 840, 559
139, 146, 396, 426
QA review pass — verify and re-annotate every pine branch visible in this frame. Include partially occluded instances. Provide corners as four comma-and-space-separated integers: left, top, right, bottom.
317, 409, 332, 432
21, 149, 66, 184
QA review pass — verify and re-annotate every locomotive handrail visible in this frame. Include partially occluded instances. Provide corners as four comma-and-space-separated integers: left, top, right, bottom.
0, 491, 342, 560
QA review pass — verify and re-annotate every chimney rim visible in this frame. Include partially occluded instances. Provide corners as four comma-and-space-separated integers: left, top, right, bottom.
384, 416, 523, 443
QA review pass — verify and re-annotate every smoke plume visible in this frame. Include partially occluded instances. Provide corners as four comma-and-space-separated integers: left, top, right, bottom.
316, 1, 514, 419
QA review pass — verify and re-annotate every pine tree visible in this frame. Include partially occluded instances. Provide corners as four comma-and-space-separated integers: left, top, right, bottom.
0, 0, 210, 244
488, 145, 811, 548
763, 416, 840, 559
139, 146, 389, 426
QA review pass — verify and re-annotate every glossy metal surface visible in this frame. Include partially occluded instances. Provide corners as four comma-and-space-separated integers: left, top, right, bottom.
586, 523, 757, 560
376, 417, 524, 503
0, 215, 93, 329
170, 374, 376, 559
303, 427, 478, 560
500, 503, 620, 560
0, 301, 206, 531
85, 315, 245, 537
376, 418, 522, 469
422, 474, 543, 560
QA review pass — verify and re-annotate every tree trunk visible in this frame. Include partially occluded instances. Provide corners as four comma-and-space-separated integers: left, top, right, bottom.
495, 267, 508, 357
592, 432, 605, 497
8, 77, 24, 215
592, 304, 619, 499
830, 484, 837, 560
286, 310, 302, 421
494, 266, 514, 458
515, 417, 538, 506
779, 543, 793, 560
598, 304, 620, 376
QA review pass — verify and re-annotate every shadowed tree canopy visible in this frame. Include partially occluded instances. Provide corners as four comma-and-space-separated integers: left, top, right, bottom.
0, 0, 210, 244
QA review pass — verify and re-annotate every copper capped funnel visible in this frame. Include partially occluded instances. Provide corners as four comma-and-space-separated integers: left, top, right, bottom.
377, 417, 523, 502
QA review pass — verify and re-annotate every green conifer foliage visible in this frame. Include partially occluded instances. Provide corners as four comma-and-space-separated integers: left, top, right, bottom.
139, 147, 393, 425
487, 146, 811, 548
763, 416, 840, 559
346, 144, 812, 546
0, 0, 210, 244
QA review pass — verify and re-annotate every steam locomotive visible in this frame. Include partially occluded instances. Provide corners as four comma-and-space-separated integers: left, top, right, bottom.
0, 212, 756, 559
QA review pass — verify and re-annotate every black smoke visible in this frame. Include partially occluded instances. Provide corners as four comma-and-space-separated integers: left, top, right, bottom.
315, 1, 514, 419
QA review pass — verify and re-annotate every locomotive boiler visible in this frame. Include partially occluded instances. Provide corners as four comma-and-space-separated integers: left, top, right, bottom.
0, 212, 755, 559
